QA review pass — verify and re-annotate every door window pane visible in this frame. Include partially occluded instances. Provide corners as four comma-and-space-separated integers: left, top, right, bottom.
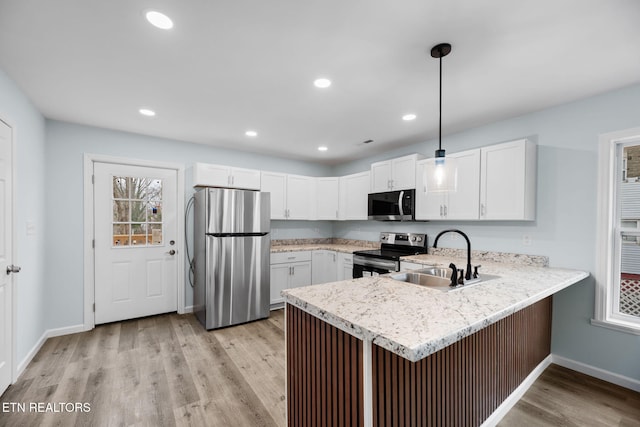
113, 224, 130, 246
148, 203, 162, 222
111, 176, 163, 247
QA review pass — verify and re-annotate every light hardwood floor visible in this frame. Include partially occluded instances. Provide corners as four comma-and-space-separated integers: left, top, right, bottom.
1, 311, 639, 426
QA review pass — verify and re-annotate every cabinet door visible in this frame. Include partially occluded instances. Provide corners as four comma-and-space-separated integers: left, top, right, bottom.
261, 172, 287, 219
270, 263, 290, 306
480, 140, 535, 220
289, 261, 312, 288
339, 171, 370, 220
316, 178, 340, 220
415, 159, 445, 220
391, 155, 417, 190
312, 250, 337, 284
230, 167, 261, 190
287, 174, 316, 220
370, 161, 392, 192
446, 149, 480, 220
193, 163, 231, 187
337, 253, 353, 280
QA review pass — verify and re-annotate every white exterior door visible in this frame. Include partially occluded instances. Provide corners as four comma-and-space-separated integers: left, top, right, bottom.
0, 120, 14, 395
94, 162, 178, 324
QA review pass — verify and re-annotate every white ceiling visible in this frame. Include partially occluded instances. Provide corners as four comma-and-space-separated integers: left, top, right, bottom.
1, 0, 639, 165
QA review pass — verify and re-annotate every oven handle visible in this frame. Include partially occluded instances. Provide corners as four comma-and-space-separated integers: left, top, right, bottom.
353, 255, 398, 271
398, 190, 405, 217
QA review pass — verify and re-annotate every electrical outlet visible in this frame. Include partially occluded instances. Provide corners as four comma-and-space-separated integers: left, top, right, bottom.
522, 234, 532, 246
449, 233, 459, 241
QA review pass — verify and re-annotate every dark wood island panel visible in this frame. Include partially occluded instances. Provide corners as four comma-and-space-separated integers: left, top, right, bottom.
372, 297, 552, 426
286, 305, 365, 426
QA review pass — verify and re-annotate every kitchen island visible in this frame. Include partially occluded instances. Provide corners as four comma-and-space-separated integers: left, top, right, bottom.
282, 255, 588, 426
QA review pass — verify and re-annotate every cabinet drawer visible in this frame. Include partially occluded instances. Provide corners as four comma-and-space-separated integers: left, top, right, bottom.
271, 250, 312, 264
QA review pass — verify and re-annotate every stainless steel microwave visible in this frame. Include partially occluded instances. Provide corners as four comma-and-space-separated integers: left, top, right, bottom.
367, 189, 415, 221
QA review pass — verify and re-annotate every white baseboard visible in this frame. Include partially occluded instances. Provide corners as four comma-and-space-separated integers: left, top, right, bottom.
552, 354, 640, 392
16, 324, 85, 380
16, 330, 48, 379
46, 324, 85, 338
182, 305, 194, 314
481, 355, 553, 427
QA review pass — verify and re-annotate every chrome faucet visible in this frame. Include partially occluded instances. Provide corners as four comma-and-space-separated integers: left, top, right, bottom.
433, 229, 473, 282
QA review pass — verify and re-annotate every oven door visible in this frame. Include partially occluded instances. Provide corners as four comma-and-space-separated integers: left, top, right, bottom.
352, 255, 399, 278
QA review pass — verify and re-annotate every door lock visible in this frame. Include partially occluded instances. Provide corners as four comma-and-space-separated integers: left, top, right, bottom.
6, 265, 21, 275
167, 250, 176, 256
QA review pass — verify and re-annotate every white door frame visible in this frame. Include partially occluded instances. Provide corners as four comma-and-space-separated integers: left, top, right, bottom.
83, 154, 186, 331
0, 115, 17, 384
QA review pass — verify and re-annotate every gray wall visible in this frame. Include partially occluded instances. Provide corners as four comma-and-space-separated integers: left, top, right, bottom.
44, 120, 334, 325
332, 83, 640, 381
0, 69, 47, 364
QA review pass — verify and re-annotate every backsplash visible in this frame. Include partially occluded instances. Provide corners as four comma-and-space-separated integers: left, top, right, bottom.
272, 237, 379, 248
429, 247, 549, 267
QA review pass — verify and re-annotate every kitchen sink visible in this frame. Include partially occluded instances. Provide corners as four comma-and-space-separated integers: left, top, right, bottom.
388, 267, 500, 291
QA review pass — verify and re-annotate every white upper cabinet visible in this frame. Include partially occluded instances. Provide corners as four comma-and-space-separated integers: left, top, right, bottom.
261, 171, 287, 219
339, 171, 370, 220
193, 163, 261, 190
315, 177, 340, 220
260, 172, 316, 220
480, 139, 537, 220
371, 154, 422, 193
286, 174, 316, 220
415, 149, 480, 220
370, 154, 422, 192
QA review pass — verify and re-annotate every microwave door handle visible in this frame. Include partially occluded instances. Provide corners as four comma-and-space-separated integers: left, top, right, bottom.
398, 190, 404, 217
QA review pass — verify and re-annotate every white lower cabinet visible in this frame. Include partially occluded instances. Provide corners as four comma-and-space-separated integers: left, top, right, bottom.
311, 250, 337, 284
270, 251, 312, 308
337, 253, 353, 280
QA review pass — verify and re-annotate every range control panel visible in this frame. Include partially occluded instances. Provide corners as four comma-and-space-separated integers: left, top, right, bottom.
379, 232, 428, 248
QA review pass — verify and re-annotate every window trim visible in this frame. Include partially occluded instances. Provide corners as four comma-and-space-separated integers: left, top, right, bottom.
593, 126, 640, 335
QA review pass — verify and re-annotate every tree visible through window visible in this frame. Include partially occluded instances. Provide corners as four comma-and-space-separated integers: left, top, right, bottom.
112, 176, 163, 247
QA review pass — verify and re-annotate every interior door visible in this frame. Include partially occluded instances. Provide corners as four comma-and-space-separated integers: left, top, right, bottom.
94, 162, 178, 324
0, 120, 14, 394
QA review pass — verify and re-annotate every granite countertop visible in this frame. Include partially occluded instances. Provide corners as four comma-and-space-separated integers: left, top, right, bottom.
271, 243, 370, 254
282, 255, 588, 362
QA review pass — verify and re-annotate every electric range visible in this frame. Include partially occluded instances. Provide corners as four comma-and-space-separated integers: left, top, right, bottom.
353, 232, 428, 278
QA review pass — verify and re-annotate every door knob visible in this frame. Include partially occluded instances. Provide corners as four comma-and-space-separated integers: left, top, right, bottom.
6, 265, 21, 275
167, 250, 176, 256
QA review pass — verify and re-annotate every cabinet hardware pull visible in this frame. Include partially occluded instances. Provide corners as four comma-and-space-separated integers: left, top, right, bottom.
444, 205, 447, 217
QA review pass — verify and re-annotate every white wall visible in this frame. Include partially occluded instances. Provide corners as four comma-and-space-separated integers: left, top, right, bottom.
332, 83, 640, 381
44, 120, 333, 325
0, 69, 47, 365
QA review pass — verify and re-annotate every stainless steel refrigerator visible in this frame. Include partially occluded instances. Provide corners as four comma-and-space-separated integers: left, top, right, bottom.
194, 188, 270, 330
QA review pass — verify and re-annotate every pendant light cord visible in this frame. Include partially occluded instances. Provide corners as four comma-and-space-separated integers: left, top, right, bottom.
438, 54, 442, 152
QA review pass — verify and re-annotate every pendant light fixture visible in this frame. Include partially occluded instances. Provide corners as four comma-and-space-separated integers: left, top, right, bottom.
424, 42, 458, 193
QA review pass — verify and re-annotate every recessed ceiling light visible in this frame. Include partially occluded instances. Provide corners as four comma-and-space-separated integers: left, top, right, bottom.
318, 146, 328, 152
139, 108, 156, 117
245, 130, 258, 137
314, 78, 331, 89
146, 11, 173, 30
402, 114, 417, 121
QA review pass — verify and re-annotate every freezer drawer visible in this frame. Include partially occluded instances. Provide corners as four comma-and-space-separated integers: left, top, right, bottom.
198, 234, 270, 329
